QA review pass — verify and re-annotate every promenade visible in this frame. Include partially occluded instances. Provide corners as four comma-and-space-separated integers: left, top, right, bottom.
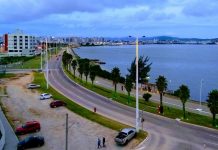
68, 48, 211, 116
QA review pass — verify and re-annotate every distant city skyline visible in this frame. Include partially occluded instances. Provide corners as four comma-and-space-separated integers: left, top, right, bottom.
0, 0, 218, 38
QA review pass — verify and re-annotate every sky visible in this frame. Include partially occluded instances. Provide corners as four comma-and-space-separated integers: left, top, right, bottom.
0, 0, 218, 38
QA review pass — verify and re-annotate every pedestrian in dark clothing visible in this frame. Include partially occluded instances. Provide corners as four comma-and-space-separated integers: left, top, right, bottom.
97, 138, 101, 149
102, 137, 106, 147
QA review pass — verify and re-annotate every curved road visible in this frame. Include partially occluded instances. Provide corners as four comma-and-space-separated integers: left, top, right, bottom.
48, 55, 218, 150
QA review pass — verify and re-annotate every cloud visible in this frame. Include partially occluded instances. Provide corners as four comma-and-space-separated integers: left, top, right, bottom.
182, 0, 218, 17
0, 0, 167, 23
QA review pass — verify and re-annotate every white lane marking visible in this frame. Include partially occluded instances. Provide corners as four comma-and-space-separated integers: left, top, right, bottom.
208, 134, 218, 139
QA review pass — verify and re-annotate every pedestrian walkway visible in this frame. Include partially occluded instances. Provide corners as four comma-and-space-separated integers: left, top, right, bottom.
0, 109, 18, 150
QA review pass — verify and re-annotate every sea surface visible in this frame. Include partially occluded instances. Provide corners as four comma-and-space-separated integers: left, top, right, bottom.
74, 45, 218, 101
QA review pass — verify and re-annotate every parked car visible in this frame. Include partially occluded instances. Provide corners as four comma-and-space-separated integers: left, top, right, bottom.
50, 100, 66, 108
15, 121, 40, 135
17, 136, 44, 150
114, 128, 136, 145
27, 84, 40, 89
40, 93, 52, 100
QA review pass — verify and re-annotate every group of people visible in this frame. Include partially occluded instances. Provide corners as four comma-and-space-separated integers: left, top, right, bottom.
97, 137, 106, 149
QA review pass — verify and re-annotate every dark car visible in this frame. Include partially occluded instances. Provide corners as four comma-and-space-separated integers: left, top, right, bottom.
15, 121, 40, 135
17, 136, 44, 150
50, 100, 66, 108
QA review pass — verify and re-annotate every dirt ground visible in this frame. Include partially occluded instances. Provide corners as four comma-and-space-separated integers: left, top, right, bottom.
1, 73, 138, 150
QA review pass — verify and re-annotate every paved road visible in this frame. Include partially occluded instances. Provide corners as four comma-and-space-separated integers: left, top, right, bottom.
47, 55, 218, 150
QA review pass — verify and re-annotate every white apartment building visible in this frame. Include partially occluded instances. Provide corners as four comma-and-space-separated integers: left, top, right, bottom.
4, 30, 36, 56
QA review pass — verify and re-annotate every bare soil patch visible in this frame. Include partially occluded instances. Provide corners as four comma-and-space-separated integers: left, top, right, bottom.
1, 73, 137, 150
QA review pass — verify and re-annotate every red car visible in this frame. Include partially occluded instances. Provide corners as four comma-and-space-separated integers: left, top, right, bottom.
15, 121, 40, 135
50, 100, 66, 108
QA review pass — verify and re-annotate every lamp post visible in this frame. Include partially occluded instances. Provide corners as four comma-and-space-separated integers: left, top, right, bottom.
199, 79, 203, 110
135, 37, 139, 132
46, 38, 49, 89
40, 42, 43, 70
129, 35, 146, 132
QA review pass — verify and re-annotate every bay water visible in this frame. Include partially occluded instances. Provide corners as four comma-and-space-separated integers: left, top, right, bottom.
75, 44, 218, 101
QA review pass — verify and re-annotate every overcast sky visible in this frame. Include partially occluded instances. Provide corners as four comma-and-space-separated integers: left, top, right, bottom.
0, 0, 218, 38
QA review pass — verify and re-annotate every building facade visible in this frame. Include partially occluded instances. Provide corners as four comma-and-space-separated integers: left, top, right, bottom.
3, 30, 36, 56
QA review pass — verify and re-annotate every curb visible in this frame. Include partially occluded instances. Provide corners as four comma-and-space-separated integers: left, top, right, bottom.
135, 133, 150, 150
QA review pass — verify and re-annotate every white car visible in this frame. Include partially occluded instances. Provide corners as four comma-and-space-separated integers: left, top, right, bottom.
27, 84, 41, 89
40, 93, 52, 100
114, 128, 136, 145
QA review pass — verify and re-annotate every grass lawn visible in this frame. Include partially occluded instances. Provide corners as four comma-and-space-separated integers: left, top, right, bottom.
32, 72, 147, 144
64, 68, 218, 130
0, 73, 16, 79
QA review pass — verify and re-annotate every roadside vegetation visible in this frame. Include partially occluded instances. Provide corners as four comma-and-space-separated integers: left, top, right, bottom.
33, 72, 147, 144
62, 50, 218, 129
0, 73, 16, 79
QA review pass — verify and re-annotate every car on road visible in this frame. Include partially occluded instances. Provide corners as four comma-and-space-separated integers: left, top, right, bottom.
40, 93, 52, 100
27, 84, 40, 89
50, 100, 66, 108
17, 135, 44, 150
15, 121, 41, 135
114, 128, 136, 145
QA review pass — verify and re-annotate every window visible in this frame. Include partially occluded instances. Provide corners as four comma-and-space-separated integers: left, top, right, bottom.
19, 50, 22, 52
15, 50, 18, 52
25, 47, 28, 49
20, 47, 22, 49
14, 47, 17, 49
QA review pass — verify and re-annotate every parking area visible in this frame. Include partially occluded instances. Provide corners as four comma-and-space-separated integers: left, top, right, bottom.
1, 73, 138, 150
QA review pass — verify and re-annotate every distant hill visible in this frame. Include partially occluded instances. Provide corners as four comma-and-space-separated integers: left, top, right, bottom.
104, 36, 214, 42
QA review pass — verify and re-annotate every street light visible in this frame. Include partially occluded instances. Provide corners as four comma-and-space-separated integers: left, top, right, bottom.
129, 35, 145, 132
196, 79, 203, 111
46, 38, 49, 89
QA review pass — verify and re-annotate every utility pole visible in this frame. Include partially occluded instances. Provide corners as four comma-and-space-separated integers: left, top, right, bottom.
65, 113, 68, 150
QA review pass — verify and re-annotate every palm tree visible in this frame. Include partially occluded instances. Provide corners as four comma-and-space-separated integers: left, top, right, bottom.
71, 59, 77, 78
83, 59, 90, 83
156, 75, 167, 114
89, 65, 98, 85
128, 56, 152, 87
78, 59, 84, 80
111, 67, 120, 94
125, 75, 133, 104
207, 90, 218, 126
178, 85, 190, 119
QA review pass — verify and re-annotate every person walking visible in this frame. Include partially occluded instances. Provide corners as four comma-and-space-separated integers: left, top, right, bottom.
102, 137, 106, 147
97, 138, 101, 149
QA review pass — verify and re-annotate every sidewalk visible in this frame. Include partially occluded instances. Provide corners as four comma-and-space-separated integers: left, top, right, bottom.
0, 109, 18, 150
70, 67, 210, 116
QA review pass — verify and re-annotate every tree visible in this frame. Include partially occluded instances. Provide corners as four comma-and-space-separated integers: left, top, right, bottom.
78, 59, 85, 80
111, 67, 120, 94
207, 90, 218, 126
143, 93, 152, 102
89, 65, 98, 85
62, 51, 72, 70
83, 59, 90, 83
156, 75, 167, 114
128, 56, 152, 85
125, 75, 133, 104
71, 59, 77, 78
178, 85, 190, 119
